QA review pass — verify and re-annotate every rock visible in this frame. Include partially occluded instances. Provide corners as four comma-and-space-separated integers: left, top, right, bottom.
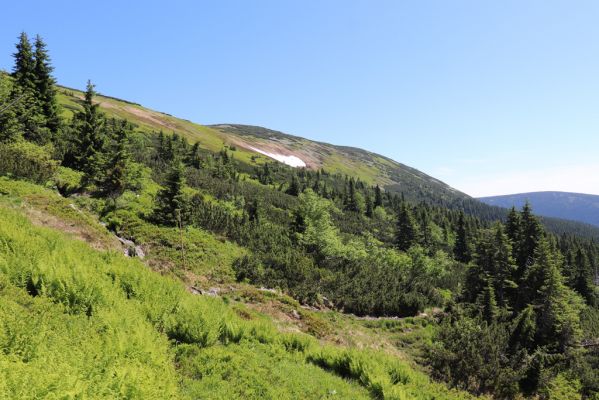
134, 245, 145, 259
321, 296, 334, 309
291, 309, 301, 320
116, 236, 145, 259
189, 286, 221, 296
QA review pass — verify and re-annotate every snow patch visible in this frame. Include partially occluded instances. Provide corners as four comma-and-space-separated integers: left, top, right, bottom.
249, 146, 306, 168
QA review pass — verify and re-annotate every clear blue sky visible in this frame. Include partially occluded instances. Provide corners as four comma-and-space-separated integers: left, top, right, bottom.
2, 0, 598, 196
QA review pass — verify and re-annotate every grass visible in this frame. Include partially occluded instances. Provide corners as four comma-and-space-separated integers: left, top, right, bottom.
176, 342, 371, 399
0, 177, 481, 399
0, 177, 118, 250
57, 87, 261, 165
56, 86, 472, 197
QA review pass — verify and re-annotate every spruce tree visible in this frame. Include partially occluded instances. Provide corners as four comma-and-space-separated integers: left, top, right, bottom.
532, 240, 583, 352
97, 119, 130, 198
10, 32, 48, 143
418, 207, 433, 249
345, 178, 359, 212
505, 207, 521, 243
374, 185, 383, 208
188, 142, 202, 168
517, 203, 543, 272
71, 80, 105, 179
286, 174, 300, 196
454, 212, 470, 263
395, 202, 418, 251
247, 199, 260, 223
153, 161, 186, 226
33, 34, 60, 133
365, 194, 374, 218
12, 32, 36, 92
572, 248, 595, 305
477, 282, 499, 323
490, 224, 518, 308
466, 224, 517, 308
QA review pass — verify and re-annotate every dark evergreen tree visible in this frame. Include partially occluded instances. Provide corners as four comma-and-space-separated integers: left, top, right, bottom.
33, 34, 60, 134
69, 80, 105, 180
153, 161, 187, 226
572, 248, 596, 306
395, 202, 418, 251
258, 162, 272, 185
97, 119, 130, 198
454, 212, 470, 263
532, 239, 583, 352
466, 224, 518, 309
12, 32, 36, 92
365, 194, 373, 218
418, 207, 433, 250
489, 225, 518, 308
516, 203, 543, 272
345, 178, 359, 212
374, 185, 383, 208
477, 282, 499, 323
10, 32, 48, 143
187, 142, 202, 168
286, 173, 300, 196
247, 199, 260, 223
505, 207, 521, 245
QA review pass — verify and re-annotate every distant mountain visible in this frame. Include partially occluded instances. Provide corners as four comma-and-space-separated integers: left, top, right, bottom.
479, 192, 599, 227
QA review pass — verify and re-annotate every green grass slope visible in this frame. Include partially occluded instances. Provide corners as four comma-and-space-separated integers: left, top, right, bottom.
211, 124, 468, 200
0, 177, 478, 400
55, 85, 599, 240
56, 86, 469, 201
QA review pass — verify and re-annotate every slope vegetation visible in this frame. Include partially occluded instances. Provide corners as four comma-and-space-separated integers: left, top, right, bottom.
0, 177, 476, 400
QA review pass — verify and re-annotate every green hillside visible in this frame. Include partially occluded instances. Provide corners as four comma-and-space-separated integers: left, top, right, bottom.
56, 87, 468, 200
55, 87, 599, 240
1, 33, 597, 399
0, 177, 478, 400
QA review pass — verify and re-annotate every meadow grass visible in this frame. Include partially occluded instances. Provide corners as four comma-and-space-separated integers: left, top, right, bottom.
0, 178, 481, 399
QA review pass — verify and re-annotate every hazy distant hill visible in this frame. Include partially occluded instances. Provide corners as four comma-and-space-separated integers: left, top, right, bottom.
479, 191, 599, 227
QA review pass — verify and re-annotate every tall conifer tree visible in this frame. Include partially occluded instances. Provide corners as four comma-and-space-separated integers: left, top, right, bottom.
153, 161, 186, 226
33, 34, 60, 133
454, 212, 470, 263
12, 32, 36, 91
97, 119, 130, 198
71, 80, 105, 179
395, 202, 418, 251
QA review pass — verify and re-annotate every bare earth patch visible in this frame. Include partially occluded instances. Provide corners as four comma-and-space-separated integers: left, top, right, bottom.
22, 205, 121, 252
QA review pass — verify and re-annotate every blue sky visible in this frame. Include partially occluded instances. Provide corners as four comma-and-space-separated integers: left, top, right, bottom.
2, 1, 598, 196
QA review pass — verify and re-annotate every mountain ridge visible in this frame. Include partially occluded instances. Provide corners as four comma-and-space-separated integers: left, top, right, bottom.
55, 85, 599, 239
479, 191, 599, 227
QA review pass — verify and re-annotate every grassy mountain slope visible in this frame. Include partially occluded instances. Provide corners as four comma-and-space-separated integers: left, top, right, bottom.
0, 177, 478, 400
479, 191, 599, 227
56, 85, 599, 241
210, 124, 467, 201
56, 87, 468, 201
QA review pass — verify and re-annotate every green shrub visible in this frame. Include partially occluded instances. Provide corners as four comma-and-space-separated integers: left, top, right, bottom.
52, 166, 83, 195
0, 141, 58, 184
